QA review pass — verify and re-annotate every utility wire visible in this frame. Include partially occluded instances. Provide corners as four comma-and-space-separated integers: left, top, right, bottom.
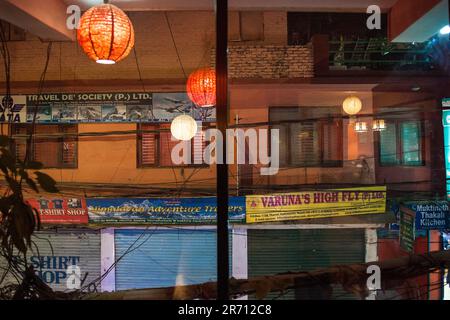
164, 12, 187, 80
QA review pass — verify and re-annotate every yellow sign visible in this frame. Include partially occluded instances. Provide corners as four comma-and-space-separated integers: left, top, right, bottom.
246, 186, 387, 223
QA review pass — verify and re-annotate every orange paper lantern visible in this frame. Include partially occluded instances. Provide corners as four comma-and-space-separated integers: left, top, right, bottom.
186, 68, 216, 107
77, 4, 134, 64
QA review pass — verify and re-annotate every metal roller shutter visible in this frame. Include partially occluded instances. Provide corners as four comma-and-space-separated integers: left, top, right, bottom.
115, 228, 232, 291
248, 229, 366, 300
1, 229, 101, 292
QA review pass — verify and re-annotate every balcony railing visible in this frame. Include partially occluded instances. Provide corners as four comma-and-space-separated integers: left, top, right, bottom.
310, 35, 447, 75
328, 38, 434, 71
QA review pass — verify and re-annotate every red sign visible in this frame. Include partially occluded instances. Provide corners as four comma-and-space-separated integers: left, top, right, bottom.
26, 198, 88, 224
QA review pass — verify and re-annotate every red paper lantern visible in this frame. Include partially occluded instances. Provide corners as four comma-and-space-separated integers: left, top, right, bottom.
186, 68, 216, 107
77, 4, 135, 64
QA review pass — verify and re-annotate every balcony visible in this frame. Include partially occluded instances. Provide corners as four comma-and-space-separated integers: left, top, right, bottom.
312, 35, 447, 77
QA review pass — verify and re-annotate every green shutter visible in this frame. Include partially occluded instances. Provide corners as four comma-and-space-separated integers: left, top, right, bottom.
401, 121, 422, 165
248, 229, 366, 300
380, 122, 399, 165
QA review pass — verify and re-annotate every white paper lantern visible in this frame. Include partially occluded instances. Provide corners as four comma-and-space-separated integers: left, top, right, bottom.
170, 115, 198, 141
343, 96, 362, 115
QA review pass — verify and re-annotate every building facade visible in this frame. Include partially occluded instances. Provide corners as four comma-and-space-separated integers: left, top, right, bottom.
0, 0, 449, 299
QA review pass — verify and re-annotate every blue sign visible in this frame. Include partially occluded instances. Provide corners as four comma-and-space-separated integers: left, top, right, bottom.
408, 202, 450, 230
87, 197, 245, 224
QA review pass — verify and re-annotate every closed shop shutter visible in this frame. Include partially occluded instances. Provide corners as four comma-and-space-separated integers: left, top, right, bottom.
248, 229, 366, 300
115, 229, 232, 291
1, 229, 101, 292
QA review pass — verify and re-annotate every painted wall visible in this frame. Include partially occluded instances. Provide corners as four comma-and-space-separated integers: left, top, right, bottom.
4, 84, 377, 197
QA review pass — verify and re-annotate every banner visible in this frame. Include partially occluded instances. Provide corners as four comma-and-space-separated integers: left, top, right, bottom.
1, 92, 216, 123
246, 186, 387, 223
87, 197, 245, 224
26, 197, 88, 224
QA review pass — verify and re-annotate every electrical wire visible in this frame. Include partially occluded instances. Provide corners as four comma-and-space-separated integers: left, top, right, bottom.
164, 12, 187, 80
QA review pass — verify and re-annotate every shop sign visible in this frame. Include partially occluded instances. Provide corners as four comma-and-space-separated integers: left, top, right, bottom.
87, 196, 245, 224
399, 208, 415, 253
246, 186, 387, 223
0, 92, 215, 123
443, 98, 450, 108
405, 201, 450, 230
0, 95, 26, 122
26, 197, 88, 224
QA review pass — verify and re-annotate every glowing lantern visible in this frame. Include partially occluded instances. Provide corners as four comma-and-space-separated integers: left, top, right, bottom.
186, 68, 216, 107
372, 119, 386, 131
170, 115, 198, 141
343, 96, 362, 115
77, 4, 135, 64
355, 121, 368, 133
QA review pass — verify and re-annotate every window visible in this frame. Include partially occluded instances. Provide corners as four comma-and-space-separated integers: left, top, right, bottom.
137, 123, 207, 167
0, 20, 26, 41
12, 124, 78, 168
379, 120, 424, 166
270, 107, 343, 167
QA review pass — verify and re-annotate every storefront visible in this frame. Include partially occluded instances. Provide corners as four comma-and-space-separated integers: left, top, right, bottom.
242, 186, 388, 300
16, 190, 389, 296
30, 229, 101, 291
247, 228, 367, 300
112, 228, 231, 291
0, 229, 101, 292
378, 201, 447, 299
1, 197, 94, 292
86, 197, 245, 292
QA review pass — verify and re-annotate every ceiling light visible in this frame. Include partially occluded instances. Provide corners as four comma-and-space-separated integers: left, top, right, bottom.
440, 25, 450, 35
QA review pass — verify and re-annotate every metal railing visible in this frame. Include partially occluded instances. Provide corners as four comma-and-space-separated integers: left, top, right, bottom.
329, 38, 435, 71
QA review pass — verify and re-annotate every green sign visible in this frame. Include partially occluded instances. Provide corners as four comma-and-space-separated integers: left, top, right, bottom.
443, 98, 450, 108
443, 109, 450, 200
400, 209, 415, 253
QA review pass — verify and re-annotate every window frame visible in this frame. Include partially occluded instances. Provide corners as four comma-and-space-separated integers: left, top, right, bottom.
137, 123, 211, 168
269, 106, 344, 168
11, 123, 78, 169
377, 119, 426, 167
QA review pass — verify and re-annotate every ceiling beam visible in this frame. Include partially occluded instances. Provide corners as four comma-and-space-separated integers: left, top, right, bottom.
0, 0, 75, 41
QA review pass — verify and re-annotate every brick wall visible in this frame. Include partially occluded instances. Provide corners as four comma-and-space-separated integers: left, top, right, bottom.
2, 11, 216, 82
0, 11, 315, 83
222, 45, 314, 79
